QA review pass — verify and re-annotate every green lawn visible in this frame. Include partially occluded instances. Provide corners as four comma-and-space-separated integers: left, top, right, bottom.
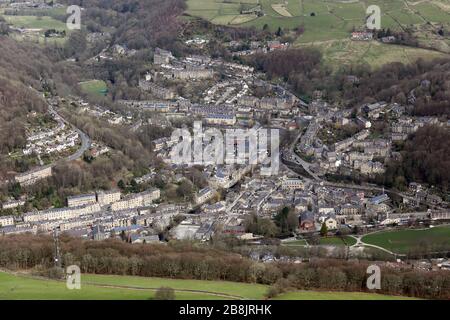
79, 80, 108, 97
362, 225, 450, 254
82, 274, 268, 300
273, 291, 418, 300
319, 236, 357, 246
0, 272, 224, 300
3, 15, 67, 30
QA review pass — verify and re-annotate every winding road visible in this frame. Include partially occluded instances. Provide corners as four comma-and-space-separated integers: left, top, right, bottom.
48, 104, 92, 163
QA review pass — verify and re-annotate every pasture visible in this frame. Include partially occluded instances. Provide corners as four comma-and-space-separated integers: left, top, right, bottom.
300, 39, 449, 69
361, 225, 450, 254
185, 0, 450, 44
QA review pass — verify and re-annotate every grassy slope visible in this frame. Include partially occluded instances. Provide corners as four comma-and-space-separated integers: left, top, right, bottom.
299, 39, 449, 70
185, 0, 450, 68
3, 15, 67, 30
0, 272, 416, 300
362, 225, 450, 253
0, 272, 223, 300
274, 291, 418, 300
79, 80, 108, 97
82, 274, 268, 300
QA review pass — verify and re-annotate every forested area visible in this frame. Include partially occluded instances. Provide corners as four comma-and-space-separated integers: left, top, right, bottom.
0, 234, 448, 299
247, 50, 450, 117
385, 125, 450, 192
0, 36, 81, 180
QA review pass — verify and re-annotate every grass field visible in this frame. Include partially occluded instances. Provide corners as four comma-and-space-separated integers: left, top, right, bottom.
273, 290, 418, 300
2, 12, 69, 45
0, 272, 415, 300
319, 236, 357, 246
362, 225, 450, 254
0, 272, 224, 300
300, 39, 449, 69
185, 0, 450, 44
3, 15, 67, 30
82, 274, 268, 300
282, 239, 308, 246
79, 80, 108, 97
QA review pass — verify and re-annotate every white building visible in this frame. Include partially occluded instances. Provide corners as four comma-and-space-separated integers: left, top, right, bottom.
195, 187, 215, 205
67, 193, 97, 207
0, 215, 15, 227
97, 190, 122, 206
111, 189, 160, 211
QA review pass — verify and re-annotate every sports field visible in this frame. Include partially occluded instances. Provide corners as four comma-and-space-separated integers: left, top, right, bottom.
185, 0, 450, 43
0, 272, 415, 300
362, 225, 450, 254
79, 80, 108, 97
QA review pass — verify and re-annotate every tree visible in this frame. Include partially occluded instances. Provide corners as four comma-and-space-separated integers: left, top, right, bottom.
176, 180, 193, 200
274, 207, 298, 233
320, 222, 328, 237
154, 286, 175, 300
117, 180, 126, 190
276, 27, 284, 37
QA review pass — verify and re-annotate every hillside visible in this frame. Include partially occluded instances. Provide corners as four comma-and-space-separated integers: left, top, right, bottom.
0, 271, 418, 300
186, 0, 450, 43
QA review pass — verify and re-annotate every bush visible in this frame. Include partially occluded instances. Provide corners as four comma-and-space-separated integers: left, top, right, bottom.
154, 286, 175, 300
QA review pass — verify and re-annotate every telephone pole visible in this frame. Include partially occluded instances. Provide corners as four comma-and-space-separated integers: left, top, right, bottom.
53, 227, 62, 268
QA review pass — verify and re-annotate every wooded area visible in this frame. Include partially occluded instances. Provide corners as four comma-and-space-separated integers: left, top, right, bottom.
0, 234, 448, 299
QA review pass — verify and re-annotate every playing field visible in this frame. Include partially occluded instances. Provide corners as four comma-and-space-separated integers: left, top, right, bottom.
273, 291, 418, 300
79, 80, 108, 97
185, 0, 450, 44
362, 225, 450, 254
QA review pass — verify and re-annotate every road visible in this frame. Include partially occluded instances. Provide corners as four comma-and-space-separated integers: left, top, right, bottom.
48, 104, 92, 163
27, 86, 92, 164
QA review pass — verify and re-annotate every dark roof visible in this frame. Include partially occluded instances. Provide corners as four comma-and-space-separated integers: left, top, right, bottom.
300, 211, 314, 222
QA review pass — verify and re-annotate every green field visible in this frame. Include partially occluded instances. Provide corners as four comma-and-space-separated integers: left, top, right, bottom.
79, 80, 108, 97
362, 225, 450, 254
319, 236, 357, 246
186, 0, 450, 43
0, 272, 415, 300
300, 39, 449, 69
3, 15, 67, 30
0, 272, 224, 300
273, 290, 418, 300
82, 274, 268, 300
2, 13, 69, 45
